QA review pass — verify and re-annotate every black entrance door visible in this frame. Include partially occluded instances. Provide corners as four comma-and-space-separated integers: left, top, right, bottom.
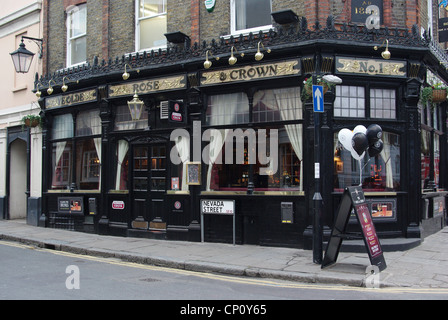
131, 143, 167, 233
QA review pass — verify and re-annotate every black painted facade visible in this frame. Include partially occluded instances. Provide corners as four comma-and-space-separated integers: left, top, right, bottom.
35, 18, 447, 248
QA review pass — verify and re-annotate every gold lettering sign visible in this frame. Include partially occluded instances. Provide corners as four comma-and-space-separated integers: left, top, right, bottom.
109, 75, 186, 97
336, 57, 406, 77
201, 60, 301, 85
46, 89, 97, 109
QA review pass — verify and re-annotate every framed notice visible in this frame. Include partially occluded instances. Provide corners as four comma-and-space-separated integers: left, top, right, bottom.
58, 197, 84, 215
186, 162, 201, 185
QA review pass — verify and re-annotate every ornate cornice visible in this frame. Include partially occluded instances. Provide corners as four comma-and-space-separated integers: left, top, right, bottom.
36, 16, 431, 94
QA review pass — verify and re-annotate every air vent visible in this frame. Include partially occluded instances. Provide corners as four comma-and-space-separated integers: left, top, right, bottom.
160, 101, 169, 119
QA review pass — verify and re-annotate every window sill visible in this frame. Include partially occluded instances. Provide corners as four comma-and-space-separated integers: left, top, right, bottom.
221, 26, 274, 40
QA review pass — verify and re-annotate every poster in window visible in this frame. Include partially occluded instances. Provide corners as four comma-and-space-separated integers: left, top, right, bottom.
58, 197, 84, 215
370, 199, 396, 219
171, 177, 179, 190
186, 162, 201, 185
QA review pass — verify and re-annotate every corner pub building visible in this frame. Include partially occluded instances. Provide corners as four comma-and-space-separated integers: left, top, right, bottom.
29, 0, 447, 249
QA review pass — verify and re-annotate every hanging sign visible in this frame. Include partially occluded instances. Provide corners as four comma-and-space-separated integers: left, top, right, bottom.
204, 0, 216, 12
322, 186, 387, 271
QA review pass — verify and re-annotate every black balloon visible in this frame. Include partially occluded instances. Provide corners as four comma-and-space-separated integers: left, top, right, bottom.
352, 132, 369, 156
366, 124, 382, 144
368, 139, 383, 157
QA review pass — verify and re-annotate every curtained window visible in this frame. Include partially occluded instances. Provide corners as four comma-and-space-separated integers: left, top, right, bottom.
204, 87, 303, 192
51, 114, 73, 190
50, 110, 102, 191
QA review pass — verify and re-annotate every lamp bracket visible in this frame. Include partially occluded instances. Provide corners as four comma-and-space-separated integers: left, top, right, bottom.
22, 36, 43, 59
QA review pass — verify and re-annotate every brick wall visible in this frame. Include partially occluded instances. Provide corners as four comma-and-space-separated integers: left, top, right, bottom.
43, 0, 428, 75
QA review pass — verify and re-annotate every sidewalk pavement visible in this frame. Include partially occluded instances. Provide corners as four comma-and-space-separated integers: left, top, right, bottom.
1, 219, 448, 288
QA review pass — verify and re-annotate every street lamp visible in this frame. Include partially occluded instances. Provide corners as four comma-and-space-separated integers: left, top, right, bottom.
10, 36, 43, 73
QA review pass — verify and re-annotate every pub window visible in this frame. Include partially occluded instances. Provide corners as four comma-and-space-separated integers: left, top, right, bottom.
114, 140, 129, 190
334, 86, 397, 119
420, 99, 442, 190
334, 85, 365, 117
75, 110, 101, 190
207, 127, 302, 191
434, 134, 440, 187
230, 0, 272, 35
334, 131, 400, 191
50, 110, 101, 191
421, 129, 431, 189
206, 92, 249, 126
51, 114, 74, 190
204, 87, 303, 192
370, 88, 396, 118
51, 141, 73, 189
136, 0, 167, 51
253, 87, 302, 122
66, 4, 87, 67
114, 104, 148, 131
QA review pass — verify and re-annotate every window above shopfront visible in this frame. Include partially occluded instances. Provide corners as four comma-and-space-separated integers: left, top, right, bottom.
230, 0, 272, 36
136, 0, 167, 51
66, 4, 87, 67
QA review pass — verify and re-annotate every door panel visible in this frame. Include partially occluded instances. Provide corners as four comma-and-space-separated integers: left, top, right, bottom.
131, 143, 167, 230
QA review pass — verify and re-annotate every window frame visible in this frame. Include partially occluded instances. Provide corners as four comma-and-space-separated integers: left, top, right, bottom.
66, 4, 87, 67
49, 110, 101, 191
230, 0, 272, 36
201, 87, 303, 193
135, 0, 167, 52
334, 84, 397, 120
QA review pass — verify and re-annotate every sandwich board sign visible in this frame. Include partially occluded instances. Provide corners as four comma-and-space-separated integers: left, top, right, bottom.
322, 186, 387, 271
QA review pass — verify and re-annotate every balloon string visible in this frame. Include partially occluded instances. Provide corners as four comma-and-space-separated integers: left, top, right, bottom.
359, 159, 362, 186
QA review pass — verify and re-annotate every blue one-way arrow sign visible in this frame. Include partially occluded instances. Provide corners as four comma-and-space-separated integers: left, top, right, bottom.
313, 85, 324, 113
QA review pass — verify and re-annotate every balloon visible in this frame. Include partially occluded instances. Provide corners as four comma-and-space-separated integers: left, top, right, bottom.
368, 139, 383, 157
338, 128, 353, 152
353, 125, 367, 135
352, 132, 369, 156
351, 148, 365, 160
366, 124, 382, 144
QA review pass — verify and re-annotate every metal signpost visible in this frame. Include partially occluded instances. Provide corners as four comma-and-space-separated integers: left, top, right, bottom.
312, 81, 324, 264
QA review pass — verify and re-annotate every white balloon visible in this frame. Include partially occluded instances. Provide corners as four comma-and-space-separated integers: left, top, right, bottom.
338, 128, 353, 151
353, 125, 367, 135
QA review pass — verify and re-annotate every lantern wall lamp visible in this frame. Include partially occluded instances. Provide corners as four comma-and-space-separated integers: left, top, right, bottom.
127, 91, 145, 121
10, 36, 43, 73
